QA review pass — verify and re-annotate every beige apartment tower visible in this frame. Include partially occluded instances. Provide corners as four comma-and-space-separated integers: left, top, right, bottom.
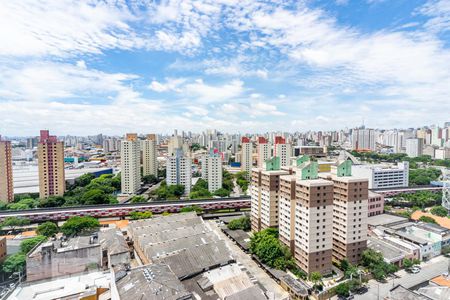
241, 137, 252, 180
38, 130, 65, 199
330, 161, 368, 265
251, 157, 288, 232
0, 136, 14, 203
257, 137, 270, 168
121, 133, 141, 195
142, 134, 157, 177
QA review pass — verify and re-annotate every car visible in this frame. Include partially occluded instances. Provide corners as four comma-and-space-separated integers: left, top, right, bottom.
411, 267, 420, 274
355, 286, 369, 294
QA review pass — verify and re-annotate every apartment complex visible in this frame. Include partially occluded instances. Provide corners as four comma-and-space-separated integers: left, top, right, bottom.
201, 151, 223, 193
166, 148, 192, 195
38, 130, 65, 199
142, 134, 157, 177
0, 135, 13, 203
352, 161, 409, 189
352, 128, 376, 151
329, 161, 368, 265
405, 138, 423, 158
241, 137, 252, 180
274, 136, 292, 167
121, 133, 141, 195
257, 137, 270, 168
251, 157, 289, 232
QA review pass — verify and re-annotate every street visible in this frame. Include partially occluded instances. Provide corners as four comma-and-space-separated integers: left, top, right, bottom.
355, 255, 450, 299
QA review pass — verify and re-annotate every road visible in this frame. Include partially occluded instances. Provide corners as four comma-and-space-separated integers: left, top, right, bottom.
355, 255, 450, 300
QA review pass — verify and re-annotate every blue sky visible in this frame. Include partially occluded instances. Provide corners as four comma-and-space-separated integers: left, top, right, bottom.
0, 0, 449, 136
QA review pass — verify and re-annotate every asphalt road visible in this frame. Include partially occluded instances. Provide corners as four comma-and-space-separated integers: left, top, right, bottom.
355, 255, 450, 300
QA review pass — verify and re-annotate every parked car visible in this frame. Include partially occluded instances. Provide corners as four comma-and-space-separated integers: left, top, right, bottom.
355, 286, 369, 294
411, 267, 420, 274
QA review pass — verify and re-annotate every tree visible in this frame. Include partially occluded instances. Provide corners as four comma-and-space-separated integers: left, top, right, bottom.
130, 196, 147, 203
20, 235, 47, 254
309, 271, 322, 286
142, 175, 158, 185
39, 196, 66, 208
60, 216, 100, 236
180, 206, 203, 213
80, 189, 110, 205
430, 206, 448, 217
2, 253, 26, 273
36, 222, 59, 237
1, 217, 31, 231
162, 211, 171, 216
227, 217, 251, 231
335, 282, 350, 297
129, 211, 153, 220
214, 188, 230, 197
362, 249, 398, 281
72, 173, 95, 189
419, 216, 438, 224
403, 258, 414, 270
340, 259, 350, 272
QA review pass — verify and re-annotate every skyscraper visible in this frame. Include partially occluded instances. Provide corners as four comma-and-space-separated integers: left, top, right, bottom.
351, 128, 376, 151
274, 136, 291, 167
241, 137, 252, 180
142, 134, 157, 177
406, 138, 423, 158
257, 137, 270, 168
121, 133, 141, 195
201, 150, 223, 193
38, 130, 65, 199
330, 161, 368, 265
166, 148, 191, 195
0, 135, 13, 203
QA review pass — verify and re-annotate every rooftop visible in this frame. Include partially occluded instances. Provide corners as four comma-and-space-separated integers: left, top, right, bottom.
389, 285, 431, 300
368, 214, 408, 227
115, 264, 191, 300
367, 236, 407, 262
98, 228, 129, 255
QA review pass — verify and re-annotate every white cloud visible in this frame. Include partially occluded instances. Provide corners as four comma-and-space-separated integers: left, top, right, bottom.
183, 79, 245, 102
419, 0, 450, 33
149, 78, 186, 92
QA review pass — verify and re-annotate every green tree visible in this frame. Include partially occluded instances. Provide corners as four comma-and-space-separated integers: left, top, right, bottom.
227, 217, 251, 231
214, 188, 231, 197
161, 211, 171, 216
142, 175, 158, 185
309, 271, 322, 286
20, 235, 46, 254
36, 222, 59, 237
2, 253, 26, 273
180, 206, 203, 213
419, 216, 438, 224
403, 258, 413, 269
60, 216, 100, 236
1, 217, 31, 231
72, 173, 95, 189
39, 196, 66, 208
430, 206, 448, 217
130, 195, 147, 203
335, 282, 350, 297
80, 189, 110, 205
129, 211, 153, 220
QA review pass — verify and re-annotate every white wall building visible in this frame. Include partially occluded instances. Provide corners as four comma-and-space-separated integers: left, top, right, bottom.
352, 129, 376, 151
121, 134, 141, 195
201, 152, 223, 193
352, 162, 409, 189
142, 135, 157, 177
257, 138, 270, 168
166, 149, 191, 195
405, 138, 423, 158
274, 137, 291, 167
241, 137, 252, 180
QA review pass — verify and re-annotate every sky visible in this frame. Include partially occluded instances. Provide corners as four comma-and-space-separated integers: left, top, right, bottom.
1, 0, 450, 136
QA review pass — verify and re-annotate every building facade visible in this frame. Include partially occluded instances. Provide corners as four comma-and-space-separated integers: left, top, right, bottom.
274, 136, 292, 167
0, 135, 13, 203
368, 191, 384, 217
142, 134, 157, 177
121, 133, 141, 195
201, 151, 223, 193
405, 138, 423, 158
241, 137, 252, 180
166, 148, 192, 195
352, 162, 409, 189
257, 137, 270, 168
352, 128, 376, 151
38, 130, 65, 199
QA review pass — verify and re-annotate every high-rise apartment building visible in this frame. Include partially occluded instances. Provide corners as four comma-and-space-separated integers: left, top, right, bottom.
329, 161, 368, 265
251, 157, 289, 232
166, 148, 191, 195
0, 135, 13, 203
121, 133, 141, 195
274, 136, 291, 167
405, 138, 423, 158
257, 137, 270, 168
38, 130, 65, 199
293, 162, 334, 275
352, 128, 376, 151
142, 134, 157, 177
241, 137, 252, 180
201, 151, 222, 193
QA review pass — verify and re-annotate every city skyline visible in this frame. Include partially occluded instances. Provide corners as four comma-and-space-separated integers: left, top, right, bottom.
1, 0, 450, 135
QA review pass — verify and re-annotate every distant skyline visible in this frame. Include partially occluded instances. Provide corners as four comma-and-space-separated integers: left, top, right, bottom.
1, 0, 450, 135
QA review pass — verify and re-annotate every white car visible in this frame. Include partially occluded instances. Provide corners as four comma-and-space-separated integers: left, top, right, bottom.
411, 267, 420, 274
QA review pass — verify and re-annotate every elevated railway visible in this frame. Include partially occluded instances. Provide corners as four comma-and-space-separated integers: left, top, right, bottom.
0, 197, 251, 222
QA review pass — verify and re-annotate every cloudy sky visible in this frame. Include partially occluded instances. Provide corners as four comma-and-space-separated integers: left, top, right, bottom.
1, 0, 449, 136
